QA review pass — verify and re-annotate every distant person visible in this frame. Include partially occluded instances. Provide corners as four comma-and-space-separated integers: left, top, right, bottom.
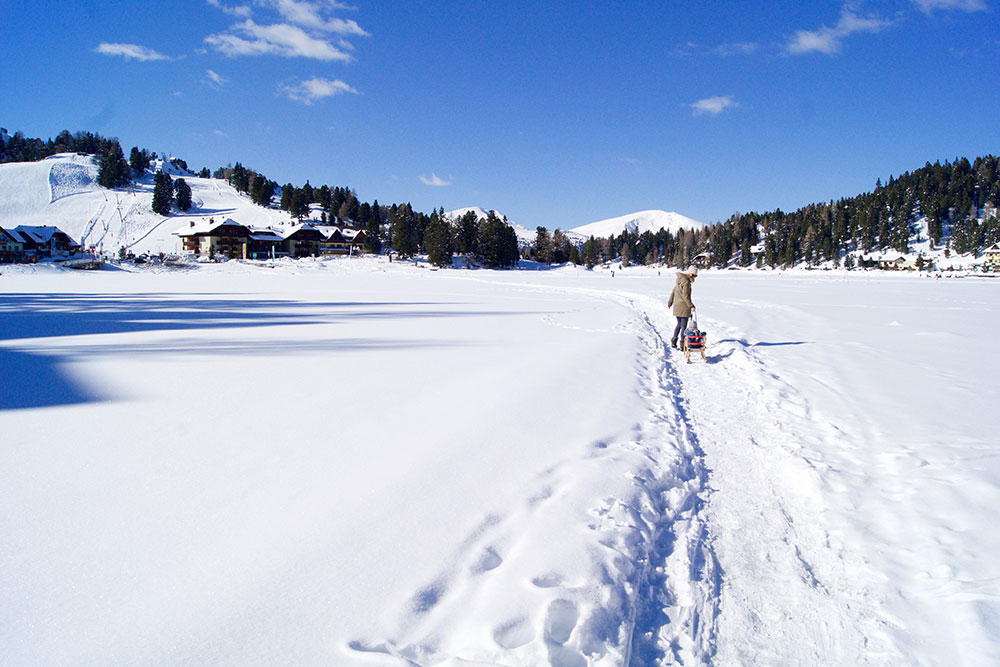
668, 265, 698, 349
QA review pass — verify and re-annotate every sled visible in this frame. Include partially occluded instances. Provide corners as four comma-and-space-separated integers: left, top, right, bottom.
682, 315, 707, 364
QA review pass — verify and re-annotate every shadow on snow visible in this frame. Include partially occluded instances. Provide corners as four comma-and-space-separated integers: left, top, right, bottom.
0, 293, 526, 411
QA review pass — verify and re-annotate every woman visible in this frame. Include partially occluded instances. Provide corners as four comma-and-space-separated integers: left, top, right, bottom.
668, 265, 698, 349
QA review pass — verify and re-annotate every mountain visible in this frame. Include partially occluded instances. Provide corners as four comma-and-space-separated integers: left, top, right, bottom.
570, 210, 705, 239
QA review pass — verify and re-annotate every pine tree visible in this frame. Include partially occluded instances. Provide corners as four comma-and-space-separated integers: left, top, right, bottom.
231, 162, 249, 193
552, 229, 570, 264
365, 199, 383, 254
98, 141, 131, 188
391, 203, 418, 257
151, 171, 173, 215
289, 189, 309, 220
582, 236, 598, 269
280, 184, 293, 211
534, 226, 552, 263
454, 210, 478, 255
475, 212, 519, 268
129, 146, 151, 175
174, 178, 192, 211
424, 216, 453, 267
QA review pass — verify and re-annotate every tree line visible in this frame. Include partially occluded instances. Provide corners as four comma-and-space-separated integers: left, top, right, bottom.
570, 156, 1000, 271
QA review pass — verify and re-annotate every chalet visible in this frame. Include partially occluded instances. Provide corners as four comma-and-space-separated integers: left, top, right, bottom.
284, 223, 323, 258
877, 255, 917, 270
0, 226, 25, 263
314, 225, 367, 255
318, 227, 351, 255
985, 243, 1000, 272
246, 228, 286, 260
11, 225, 80, 258
176, 218, 250, 258
341, 227, 367, 252
692, 252, 710, 267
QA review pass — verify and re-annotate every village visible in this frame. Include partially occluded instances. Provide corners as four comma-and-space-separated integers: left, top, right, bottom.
2, 217, 1000, 273
0, 218, 368, 265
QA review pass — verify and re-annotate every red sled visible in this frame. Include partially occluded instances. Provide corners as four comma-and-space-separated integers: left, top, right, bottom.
682, 323, 707, 363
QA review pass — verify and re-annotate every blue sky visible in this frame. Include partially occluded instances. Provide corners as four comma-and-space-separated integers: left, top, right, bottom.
2, 0, 997, 229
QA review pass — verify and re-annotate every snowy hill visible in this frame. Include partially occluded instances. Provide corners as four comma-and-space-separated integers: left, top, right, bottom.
571, 209, 705, 239
0, 153, 293, 255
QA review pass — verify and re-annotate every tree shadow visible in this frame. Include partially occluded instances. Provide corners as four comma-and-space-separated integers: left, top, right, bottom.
0, 293, 526, 411
0, 348, 102, 410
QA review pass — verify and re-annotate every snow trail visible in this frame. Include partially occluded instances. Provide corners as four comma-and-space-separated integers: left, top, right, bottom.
347, 286, 721, 665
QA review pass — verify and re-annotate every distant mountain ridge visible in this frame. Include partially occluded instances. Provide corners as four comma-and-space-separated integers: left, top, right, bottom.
447, 207, 706, 244
570, 210, 705, 238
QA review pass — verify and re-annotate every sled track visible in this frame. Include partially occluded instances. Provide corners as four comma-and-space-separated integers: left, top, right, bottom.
614, 295, 720, 666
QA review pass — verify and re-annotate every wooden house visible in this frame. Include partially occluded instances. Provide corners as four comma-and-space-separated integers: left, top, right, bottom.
176, 218, 250, 258
317, 226, 350, 255
877, 255, 917, 270
341, 227, 367, 252
0, 226, 25, 263
246, 228, 286, 260
284, 224, 323, 258
985, 243, 1000, 272
11, 225, 80, 258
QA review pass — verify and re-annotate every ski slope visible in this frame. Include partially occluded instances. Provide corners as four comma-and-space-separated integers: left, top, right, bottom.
1, 260, 997, 665
0, 154, 293, 256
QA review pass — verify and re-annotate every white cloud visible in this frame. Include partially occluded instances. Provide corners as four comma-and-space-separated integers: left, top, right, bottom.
207, 0, 252, 17
214, 129, 228, 136
262, 0, 369, 35
280, 77, 358, 104
204, 69, 228, 87
690, 95, 738, 116
420, 173, 451, 187
94, 43, 170, 61
787, 8, 893, 55
206, 19, 353, 61
912, 0, 987, 12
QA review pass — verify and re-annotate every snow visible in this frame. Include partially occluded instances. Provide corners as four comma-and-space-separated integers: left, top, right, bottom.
571, 210, 706, 239
1, 259, 998, 665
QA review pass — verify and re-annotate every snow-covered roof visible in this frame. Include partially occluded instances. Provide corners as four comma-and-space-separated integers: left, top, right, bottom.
248, 229, 284, 242
283, 223, 321, 239
11, 225, 77, 245
175, 218, 247, 237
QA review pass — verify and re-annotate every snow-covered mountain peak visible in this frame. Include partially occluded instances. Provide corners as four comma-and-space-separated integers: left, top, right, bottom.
571, 210, 705, 239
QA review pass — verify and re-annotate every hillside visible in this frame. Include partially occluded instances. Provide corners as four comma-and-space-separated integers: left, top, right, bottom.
0, 153, 294, 256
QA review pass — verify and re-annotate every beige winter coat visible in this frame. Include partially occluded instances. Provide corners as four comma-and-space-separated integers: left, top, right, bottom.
668, 273, 695, 317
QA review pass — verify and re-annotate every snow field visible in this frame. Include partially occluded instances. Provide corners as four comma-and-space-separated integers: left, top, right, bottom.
1, 260, 998, 665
